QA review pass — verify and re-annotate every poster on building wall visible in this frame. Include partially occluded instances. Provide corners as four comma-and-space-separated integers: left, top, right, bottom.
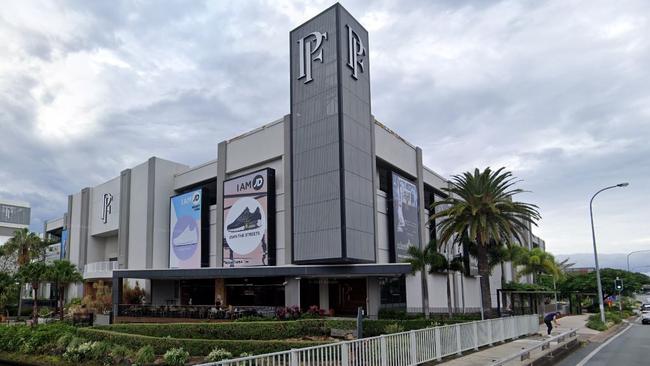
60, 229, 68, 260
223, 168, 275, 267
391, 172, 419, 262
169, 189, 203, 269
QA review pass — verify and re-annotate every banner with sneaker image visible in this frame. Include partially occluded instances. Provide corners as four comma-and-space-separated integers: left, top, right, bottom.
169, 189, 203, 269
223, 168, 275, 267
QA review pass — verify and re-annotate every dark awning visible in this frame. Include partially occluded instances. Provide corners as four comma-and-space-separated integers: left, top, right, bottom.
113, 263, 411, 280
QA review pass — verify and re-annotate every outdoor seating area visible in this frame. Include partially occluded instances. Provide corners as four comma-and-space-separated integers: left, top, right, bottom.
117, 304, 276, 320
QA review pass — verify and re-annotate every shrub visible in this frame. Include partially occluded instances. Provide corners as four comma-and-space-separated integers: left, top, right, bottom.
383, 323, 405, 334
55, 333, 74, 353
110, 344, 132, 365
88, 341, 113, 363
38, 306, 53, 317
78, 328, 329, 356
134, 345, 156, 365
63, 341, 96, 363
164, 347, 189, 366
0, 322, 77, 354
204, 347, 233, 362
239, 352, 253, 357
586, 318, 607, 331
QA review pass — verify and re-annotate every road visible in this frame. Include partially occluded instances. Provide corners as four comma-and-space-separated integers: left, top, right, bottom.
557, 317, 650, 366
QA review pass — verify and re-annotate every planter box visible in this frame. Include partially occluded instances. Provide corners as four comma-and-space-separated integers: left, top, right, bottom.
93, 313, 111, 326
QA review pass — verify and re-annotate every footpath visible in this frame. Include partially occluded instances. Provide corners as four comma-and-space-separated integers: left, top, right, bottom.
429, 314, 600, 366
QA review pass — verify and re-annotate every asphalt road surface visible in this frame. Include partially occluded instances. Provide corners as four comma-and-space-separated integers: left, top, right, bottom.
556, 317, 650, 366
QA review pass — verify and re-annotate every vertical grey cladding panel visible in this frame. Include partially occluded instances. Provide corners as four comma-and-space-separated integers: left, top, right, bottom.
291, 6, 343, 262
338, 7, 375, 261
291, 4, 376, 263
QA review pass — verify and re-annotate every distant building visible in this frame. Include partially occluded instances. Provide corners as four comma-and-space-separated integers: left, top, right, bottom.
0, 199, 30, 245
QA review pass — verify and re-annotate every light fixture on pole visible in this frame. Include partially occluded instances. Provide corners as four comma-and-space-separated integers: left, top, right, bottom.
590, 182, 629, 324
627, 249, 650, 272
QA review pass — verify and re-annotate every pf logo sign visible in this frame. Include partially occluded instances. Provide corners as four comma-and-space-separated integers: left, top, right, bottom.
346, 25, 365, 80
297, 31, 328, 84
101, 193, 113, 224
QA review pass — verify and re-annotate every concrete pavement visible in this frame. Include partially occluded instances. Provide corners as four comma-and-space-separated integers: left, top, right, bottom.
430, 314, 599, 366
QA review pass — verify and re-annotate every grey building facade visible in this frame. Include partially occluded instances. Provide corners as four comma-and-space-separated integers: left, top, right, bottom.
45, 4, 540, 320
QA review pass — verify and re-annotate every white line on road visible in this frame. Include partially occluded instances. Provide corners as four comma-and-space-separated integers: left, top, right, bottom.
575, 322, 634, 366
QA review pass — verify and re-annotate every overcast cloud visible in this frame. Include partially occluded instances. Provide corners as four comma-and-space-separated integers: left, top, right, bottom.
0, 0, 648, 256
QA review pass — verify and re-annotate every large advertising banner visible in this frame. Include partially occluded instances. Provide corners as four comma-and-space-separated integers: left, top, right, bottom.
223, 169, 275, 267
169, 189, 203, 269
391, 172, 420, 262
60, 229, 68, 260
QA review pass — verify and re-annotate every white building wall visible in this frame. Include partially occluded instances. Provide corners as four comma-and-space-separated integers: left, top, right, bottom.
152, 158, 188, 269
374, 123, 417, 177
127, 162, 149, 270
376, 191, 390, 263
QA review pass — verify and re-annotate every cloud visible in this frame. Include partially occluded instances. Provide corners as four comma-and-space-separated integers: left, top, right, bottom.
0, 0, 648, 255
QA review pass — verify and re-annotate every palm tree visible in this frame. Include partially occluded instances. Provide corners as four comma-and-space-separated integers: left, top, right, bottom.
431, 167, 541, 314
3, 228, 47, 266
515, 247, 561, 282
404, 243, 434, 319
3, 228, 49, 318
46, 260, 83, 320
16, 261, 49, 322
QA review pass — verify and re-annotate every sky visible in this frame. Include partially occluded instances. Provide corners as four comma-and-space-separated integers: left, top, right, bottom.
0, 0, 648, 256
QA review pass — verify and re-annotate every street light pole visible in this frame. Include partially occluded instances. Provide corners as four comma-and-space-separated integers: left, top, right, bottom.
627, 250, 650, 272
590, 183, 629, 324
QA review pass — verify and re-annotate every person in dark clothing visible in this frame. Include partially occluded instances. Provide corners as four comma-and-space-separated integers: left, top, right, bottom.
544, 311, 561, 335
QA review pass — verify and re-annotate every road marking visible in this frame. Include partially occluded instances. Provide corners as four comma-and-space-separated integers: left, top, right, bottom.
575, 323, 633, 366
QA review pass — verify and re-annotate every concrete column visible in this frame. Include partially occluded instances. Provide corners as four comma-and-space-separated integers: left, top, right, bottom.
284, 277, 300, 307
370, 116, 379, 262
367, 277, 381, 319
65, 195, 72, 260
145, 157, 156, 269
215, 141, 228, 267
319, 279, 329, 310
283, 114, 293, 265
112, 274, 123, 316
79, 188, 91, 267
415, 147, 426, 249
117, 169, 131, 269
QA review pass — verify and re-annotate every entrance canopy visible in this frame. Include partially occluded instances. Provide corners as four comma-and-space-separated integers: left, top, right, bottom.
112, 263, 411, 280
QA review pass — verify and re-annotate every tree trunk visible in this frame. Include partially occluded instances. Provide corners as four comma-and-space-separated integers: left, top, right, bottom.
17, 282, 23, 319
59, 285, 65, 321
421, 270, 430, 319
476, 243, 492, 316
446, 272, 452, 317
31, 285, 38, 323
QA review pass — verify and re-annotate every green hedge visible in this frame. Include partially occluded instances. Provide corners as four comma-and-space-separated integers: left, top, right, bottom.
94, 319, 327, 340
96, 318, 467, 340
0, 323, 78, 353
78, 328, 328, 356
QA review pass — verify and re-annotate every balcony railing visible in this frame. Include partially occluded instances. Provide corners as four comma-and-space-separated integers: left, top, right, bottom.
83, 261, 119, 279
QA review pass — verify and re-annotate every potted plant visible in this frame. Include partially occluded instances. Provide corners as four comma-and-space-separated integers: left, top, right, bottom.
37, 306, 54, 324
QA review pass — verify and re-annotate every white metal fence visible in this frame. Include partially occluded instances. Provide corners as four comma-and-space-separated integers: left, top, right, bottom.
200, 315, 539, 366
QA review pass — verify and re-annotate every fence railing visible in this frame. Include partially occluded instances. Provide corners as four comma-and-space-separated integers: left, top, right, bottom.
83, 261, 119, 279
199, 314, 539, 366
492, 328, 577, 366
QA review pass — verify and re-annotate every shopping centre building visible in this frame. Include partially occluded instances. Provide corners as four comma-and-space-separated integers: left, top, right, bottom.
46, 4, 542, 319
